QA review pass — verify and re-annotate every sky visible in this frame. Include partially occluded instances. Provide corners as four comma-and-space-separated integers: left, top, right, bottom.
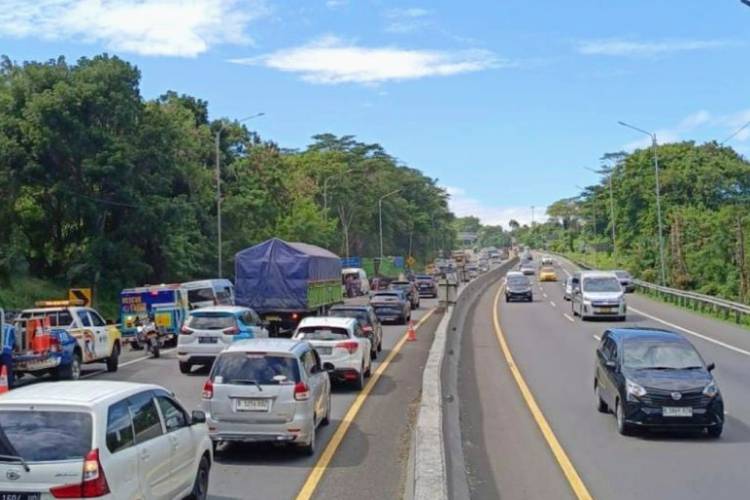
1, 0, 749, 228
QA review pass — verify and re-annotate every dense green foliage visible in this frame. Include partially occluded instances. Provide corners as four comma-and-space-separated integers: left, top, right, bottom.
516, 142, 750, 302
0, 54, 456, 307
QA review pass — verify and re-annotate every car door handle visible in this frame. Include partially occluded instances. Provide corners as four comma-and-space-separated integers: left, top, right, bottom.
139, 449, 151, 460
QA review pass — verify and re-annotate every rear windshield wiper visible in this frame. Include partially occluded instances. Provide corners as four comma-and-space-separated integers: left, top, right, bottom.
0, 454, 30, 472
229, 379, 263, 391
683, 366, 704, 370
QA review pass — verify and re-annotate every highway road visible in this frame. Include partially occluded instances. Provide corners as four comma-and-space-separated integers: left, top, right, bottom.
459, 256, 750, 500
15, 297, 441, 500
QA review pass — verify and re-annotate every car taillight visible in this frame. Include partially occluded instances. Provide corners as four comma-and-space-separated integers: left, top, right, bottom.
202, 379, 214, 399
49, 334, 60, 353
180, 325, 193, 335
294, 381, 310, 401
223, 326, 239, 335
362, 325, 373, 333
336, 341, 359, 354
50, 449, 110, 498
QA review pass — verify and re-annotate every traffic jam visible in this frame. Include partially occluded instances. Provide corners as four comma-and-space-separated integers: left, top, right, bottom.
0, 238, 477, 500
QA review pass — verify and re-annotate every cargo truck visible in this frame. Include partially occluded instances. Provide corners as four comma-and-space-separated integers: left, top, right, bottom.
234, 238, 343, 337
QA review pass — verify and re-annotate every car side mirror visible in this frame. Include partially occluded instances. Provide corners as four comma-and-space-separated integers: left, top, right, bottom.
707, 362, 716, 372
191, 410, 207, 425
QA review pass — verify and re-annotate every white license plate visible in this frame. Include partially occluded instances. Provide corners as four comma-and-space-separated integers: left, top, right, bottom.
595, 307, 615, 313
198, 337, 218, 344
236, 398, 270, 412
663, 406, 693, 417
316, 347, 332, 355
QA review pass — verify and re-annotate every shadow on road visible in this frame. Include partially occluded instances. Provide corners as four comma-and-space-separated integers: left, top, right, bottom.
631, 414, 750, 443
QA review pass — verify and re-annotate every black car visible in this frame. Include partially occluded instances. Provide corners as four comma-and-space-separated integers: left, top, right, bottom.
389, 280, 421, 309
329, 304, 383, 359
505, 272, 533, 302
370, 290, 412, 324
414, 274, 438, 298
614, 270, 636, 293
594, 328, 723, 437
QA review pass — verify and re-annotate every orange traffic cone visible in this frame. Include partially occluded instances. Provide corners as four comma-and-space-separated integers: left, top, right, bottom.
407, 320, 417, 342
0, 365, 9, 395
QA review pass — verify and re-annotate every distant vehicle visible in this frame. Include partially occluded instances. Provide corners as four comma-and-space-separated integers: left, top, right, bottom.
414, 274, 438, 298
202, 338, 331, 455
342, 267, 370, 297
520, 262, 536, 275
505, 272, 533, 302
177, 306, 269, 373
293, 317, 372, 390
571, 271, 626, 321
119, 283, 189, 344
182, 279, 235, 309
563, 276, 574, 301
541, 256, 554, 266
539, 266, 558, 282
0, 381, 212, 498
234, 238, 343, 336
14, 304, 122, 380
614, 270, 636, 293
329, 304, 383, 359
594, 328, 723, 438
389, 280, 421, 309
370, 290, 411, 324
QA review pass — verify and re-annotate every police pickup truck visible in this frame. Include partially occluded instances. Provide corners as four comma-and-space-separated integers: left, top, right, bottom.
11, 302, 122, 381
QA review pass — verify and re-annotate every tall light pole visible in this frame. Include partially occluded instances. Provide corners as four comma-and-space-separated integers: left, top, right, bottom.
586, 166, 617, 256
215, 112, 265, 278
379, 189, 402, 259
323, 168, 354, 217
618, 120, 667, 285
531, 206, 535, 226
720, 120, 750, 145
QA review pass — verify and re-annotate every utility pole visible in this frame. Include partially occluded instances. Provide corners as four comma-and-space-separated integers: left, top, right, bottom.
531, 206, 535, 226
586, 165, 617, 256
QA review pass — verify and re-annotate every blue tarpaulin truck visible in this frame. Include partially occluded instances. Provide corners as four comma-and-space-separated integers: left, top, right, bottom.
234, 238, 343, 336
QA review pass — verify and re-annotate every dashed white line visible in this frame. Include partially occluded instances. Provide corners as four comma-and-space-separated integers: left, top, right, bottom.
550, 301, 557, 308
563, 313, 575, 323
542, 292, 548, 298
81, 348, 177, 379
593, 334, 601, 341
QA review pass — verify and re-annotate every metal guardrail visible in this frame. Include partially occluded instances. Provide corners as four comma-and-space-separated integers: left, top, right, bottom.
558, 254, 750, 325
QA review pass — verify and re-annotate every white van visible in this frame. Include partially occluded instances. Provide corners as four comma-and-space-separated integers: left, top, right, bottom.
182, 279, 235, 309
571, 271, 626, 321
342, 268, 370, 297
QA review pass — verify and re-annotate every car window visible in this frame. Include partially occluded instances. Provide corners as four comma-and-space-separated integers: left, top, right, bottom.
212, 352, 301, 384
188, 288, 215, 305
583, 277, 621, 292
241, 310, 256, 326
186, 313, 237, 330
296, 326, 350, 340
78, 310, 92, 327
215, 288, 233, 305
622, 341, 704, 370
301, 350, 316, 376
128, 391, 163, 444
156, 396, 188, 433
0, 410, 93, 462
107, 400, 135, 453
88, 310, 106, 327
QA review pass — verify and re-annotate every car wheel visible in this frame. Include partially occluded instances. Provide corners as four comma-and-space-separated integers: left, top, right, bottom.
55, 352, 82, 381
353, 367, 365, 390
505, 295, 510, 302
300, 422, 316, 456
187, 455, 210, 500
321, 392, 331, 426
572, 303, 578, 317
365, 358, 372, 378
595, 382, 608, 413
106, 343, 120, 372
378, 337, 383, 353
707, 424, 723, 438
371, 347, 377, 360
179, 361, 192, 374
615, 400, 632, 436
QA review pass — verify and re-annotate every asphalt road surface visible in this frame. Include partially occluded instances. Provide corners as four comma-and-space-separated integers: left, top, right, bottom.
13, 297, 440, 500
460, 256, 750, 500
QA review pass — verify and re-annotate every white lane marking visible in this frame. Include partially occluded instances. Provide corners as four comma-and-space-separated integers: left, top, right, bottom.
629, 306, 750, 357
543, 292, 548, 298
563, 313, 575, 323
81, 348, 177, 379
550, 301, 557, 308
593, 334, 601, 341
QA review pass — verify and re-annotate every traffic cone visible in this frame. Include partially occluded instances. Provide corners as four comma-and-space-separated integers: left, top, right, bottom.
0, 365, 9, 395
407, 320, 417, 342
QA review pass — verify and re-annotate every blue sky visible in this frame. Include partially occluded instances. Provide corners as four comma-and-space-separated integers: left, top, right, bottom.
1, 0, 749, 227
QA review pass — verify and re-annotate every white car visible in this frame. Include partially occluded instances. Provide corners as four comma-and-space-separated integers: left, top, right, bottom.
0, 381, 212, 500
293, 317, 372, 389
571, 271, 627, 321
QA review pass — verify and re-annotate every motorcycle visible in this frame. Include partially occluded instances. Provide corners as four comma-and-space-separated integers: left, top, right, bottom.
135, 321, 162, 358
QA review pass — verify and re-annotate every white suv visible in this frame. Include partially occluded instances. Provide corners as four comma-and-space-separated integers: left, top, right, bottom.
0, 381, 212, 500
293, 317, 372, 390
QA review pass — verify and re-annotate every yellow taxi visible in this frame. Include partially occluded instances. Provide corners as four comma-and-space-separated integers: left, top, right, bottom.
539, 266, 558, 282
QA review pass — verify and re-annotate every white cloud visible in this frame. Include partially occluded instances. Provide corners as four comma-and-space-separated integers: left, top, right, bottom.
230, 36, 502, 84
384, 7, 432, 33
446, 186, 545, 228
325, 0, 348, 9
0, 0, 268, 57
577, 38, 736, 57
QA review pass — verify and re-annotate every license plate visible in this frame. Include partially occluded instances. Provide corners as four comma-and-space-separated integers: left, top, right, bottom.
663, 406, 693, 417
235, 398, 270, 412
596, 307, 615, 313
0, 494, 41, 500
198, 337, 218, 344
316, 347, 332, 355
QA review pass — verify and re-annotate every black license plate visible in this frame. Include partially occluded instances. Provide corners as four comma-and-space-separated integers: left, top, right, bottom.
0, 493, 41, 500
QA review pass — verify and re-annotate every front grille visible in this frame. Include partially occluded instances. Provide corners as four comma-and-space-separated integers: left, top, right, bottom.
591, 301, 620, 307
640, 388, 710, 407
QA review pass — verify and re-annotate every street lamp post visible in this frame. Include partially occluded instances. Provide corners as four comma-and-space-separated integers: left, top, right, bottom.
378, 189, 402, 259
215, 112, 264, 278
618, 120, 667, 285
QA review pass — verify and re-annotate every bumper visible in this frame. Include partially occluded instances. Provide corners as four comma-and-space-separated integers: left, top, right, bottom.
582, 303, 626, 318
206, 413, 313, 445
418, 289, 437, 297
506, 291, 532, 301
177, 353, 218, 365
374, 309, 405, 322
622, 399, 724, 429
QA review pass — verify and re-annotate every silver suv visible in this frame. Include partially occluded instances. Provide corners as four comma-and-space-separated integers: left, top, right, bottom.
201, 338, 331, 456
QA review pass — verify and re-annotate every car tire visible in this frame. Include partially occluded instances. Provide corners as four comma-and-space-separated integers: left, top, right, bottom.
505, 295, 510, 302
106, 343, 120, 373
300, 422, 316, 456
595, 382, 608, 413
56, 352, 82, 381
353, 367, 365, 390
179, 361, 192, 374
707, 424, 723, 438
365, 359, 372, 378
371, 348, 377, 360
572, 304, 578, 317
186, 455, 210, 500
378, 338, 383, 353
615, 400, 632, 436
321, 392, 331, 426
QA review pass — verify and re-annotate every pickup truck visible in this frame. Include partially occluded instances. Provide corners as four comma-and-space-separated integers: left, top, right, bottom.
12, 304, 122, 381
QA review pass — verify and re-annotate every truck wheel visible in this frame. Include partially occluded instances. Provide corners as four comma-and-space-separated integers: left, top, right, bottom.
56, 352, 82, 381
106, 343, 120, 372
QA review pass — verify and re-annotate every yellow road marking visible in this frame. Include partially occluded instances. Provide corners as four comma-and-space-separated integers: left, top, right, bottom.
493, 285, 593, 500
295, 307, 437, 500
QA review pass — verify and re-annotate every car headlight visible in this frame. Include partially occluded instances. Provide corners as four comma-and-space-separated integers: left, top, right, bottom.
626, 379, 647, 398
703, 381, 719, 398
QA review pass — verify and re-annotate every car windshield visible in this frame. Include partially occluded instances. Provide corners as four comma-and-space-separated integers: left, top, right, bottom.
329, 309, 370, 325
582, 277, 621, 292
0, 411, 92, 462
389, 283, 410, 289
507, 276, 529, 286
212, 352, 300, 384
372, 293, 401, 300
623, 341, 704, 370
186, 313, 236, 330
187, 287, 215, 305
296, 326, 350, 341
